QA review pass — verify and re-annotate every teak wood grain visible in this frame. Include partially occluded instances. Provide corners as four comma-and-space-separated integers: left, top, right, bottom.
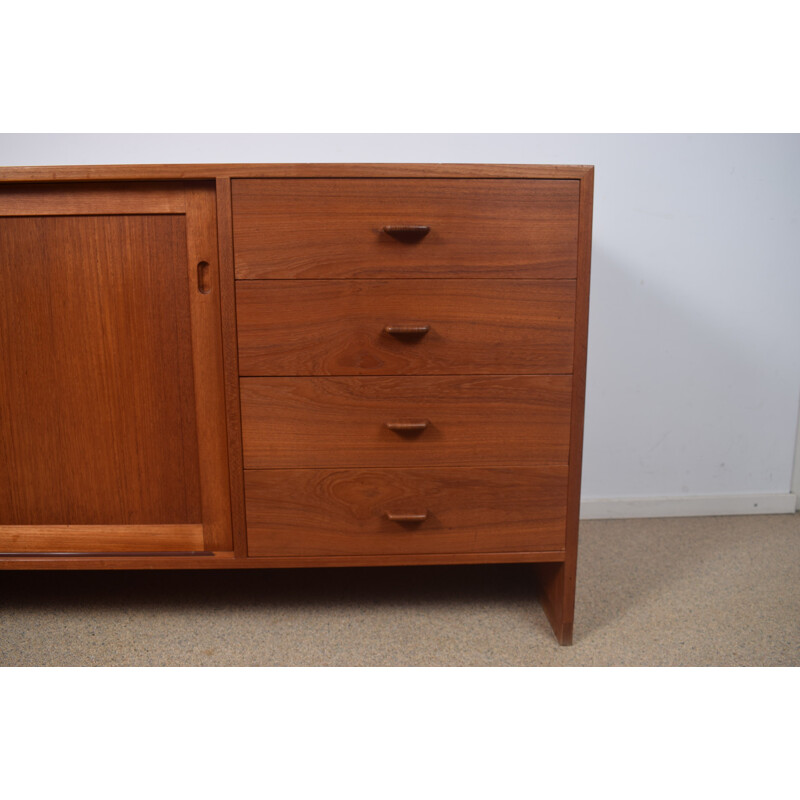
0, 163, 594, 645
0, 163, 595, 183
0, 213, 203, 530
236, 279, 576, 376
215, 178, 249, 558
240, 375, 572, 469
183, 184, 233, 552
0, 550, 564, 570
0, 181, 186, 215
0, 182, 233, 554
232, 179, 580, 279
244, 467, 569, 557
534, 165, 595, 645
0, 525, 204, 552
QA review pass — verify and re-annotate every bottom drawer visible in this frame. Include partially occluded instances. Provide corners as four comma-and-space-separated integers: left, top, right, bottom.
245, 467, 568, 557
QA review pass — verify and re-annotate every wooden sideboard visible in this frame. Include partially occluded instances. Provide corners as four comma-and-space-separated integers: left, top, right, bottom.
0, 164, 593, 645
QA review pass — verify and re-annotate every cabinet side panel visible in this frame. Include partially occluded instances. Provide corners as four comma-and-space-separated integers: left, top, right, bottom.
535, 167, 594, 644
0, 214, 202, 525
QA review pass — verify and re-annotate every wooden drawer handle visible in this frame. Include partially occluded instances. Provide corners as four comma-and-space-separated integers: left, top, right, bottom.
385, 511, 429, 523
384, 324, 430, 339
385, 420, 430, 434
383, 225, 430, 243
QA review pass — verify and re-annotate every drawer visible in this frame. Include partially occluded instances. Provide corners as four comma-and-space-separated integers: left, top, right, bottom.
240, 375, 572, 468
232, 179, 580, 279
237, 279, 575, 376
245, 466, 568, 557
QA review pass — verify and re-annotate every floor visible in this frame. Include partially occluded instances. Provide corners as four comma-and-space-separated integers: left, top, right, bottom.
1, 514, 798, 666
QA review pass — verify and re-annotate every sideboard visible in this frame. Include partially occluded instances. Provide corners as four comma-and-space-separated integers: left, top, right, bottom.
0, 163, 593, 644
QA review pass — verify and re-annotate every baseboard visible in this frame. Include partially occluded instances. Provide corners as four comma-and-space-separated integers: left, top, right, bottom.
580, 493, 798, 520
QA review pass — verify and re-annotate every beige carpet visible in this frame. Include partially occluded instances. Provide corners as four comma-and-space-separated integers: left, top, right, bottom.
1, 514, 798, 666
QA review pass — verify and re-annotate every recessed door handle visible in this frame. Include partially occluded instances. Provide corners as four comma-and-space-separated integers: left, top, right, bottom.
385, 511, 429, 523
383, 225, 430, 243
196, 260, 211, 294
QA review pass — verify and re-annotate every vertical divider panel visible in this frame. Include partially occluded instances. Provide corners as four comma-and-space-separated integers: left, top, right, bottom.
215, 178, 249, 557
184, 183, 233, 551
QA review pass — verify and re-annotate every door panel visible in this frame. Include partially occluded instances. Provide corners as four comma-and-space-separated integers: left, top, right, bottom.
0, 183, 231, 552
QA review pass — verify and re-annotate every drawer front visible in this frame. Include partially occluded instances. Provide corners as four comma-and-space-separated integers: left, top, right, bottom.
245, 467, 568, 556
232, 179, 580, 279
237, 279, 575, 376
240, 375, 572, 468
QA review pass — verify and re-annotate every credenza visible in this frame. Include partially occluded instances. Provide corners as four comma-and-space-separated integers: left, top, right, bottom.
0, 163, 593, 645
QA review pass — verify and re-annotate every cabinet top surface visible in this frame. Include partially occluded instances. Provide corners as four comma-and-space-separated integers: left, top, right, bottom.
0, 163, 594, 183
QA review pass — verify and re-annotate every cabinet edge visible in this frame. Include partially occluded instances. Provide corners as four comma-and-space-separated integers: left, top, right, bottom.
0, 164, 595, 183
0, 550, 566, 570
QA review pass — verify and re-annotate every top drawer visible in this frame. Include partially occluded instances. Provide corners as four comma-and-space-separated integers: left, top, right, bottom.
232, 179, 580, 279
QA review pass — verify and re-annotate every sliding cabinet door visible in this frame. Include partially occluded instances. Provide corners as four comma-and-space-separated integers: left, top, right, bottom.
0, 182, 231, 553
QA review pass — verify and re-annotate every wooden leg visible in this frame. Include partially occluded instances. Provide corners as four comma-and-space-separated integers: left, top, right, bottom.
533, 561, 576, 645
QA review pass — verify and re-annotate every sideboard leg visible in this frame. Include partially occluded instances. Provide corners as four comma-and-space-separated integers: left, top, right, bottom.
533, 561, 576, 645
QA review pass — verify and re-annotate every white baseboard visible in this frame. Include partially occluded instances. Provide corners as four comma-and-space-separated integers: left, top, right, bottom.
580, 493, 798, 520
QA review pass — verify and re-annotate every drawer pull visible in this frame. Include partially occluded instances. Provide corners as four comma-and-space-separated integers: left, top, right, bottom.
384, 324, 430, 339
383, 225, 431, 243
385, 511, 429, 523
385, 419, 430, 434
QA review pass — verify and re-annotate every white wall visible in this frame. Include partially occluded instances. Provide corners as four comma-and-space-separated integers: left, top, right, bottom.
3, 133, 799, 516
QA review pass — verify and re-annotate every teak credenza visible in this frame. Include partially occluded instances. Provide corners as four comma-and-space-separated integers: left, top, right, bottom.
0, 163, 593, 645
